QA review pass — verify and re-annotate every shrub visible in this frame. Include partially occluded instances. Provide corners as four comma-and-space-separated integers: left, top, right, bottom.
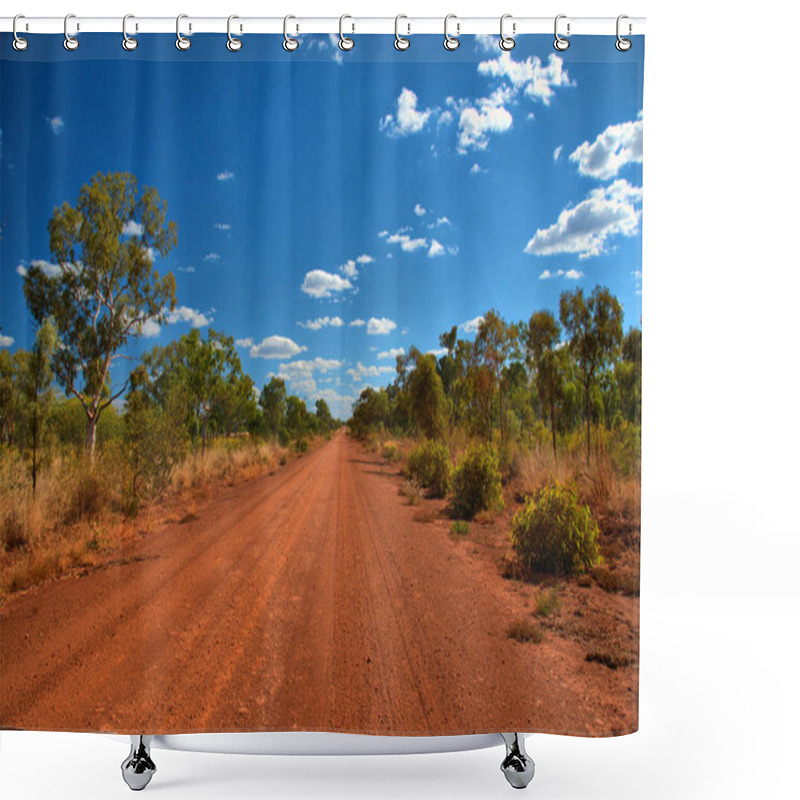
406, 440, 450, 497
382, 441, 402, 463
1, 511, 27, 552
535, 588, 561, 617
511, 482, 600, 577
506, 618, 543, 644
450, 520, 469, 538
450, 443, 504, 519
401, 478, 422, 506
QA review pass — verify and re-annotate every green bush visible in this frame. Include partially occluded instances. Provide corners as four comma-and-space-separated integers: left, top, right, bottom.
450, 443, 504, 519
511, 483, 600, 576
406, 440, 451, 497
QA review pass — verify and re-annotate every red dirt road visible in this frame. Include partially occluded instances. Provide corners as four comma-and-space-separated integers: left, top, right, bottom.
1, 431, 636, 735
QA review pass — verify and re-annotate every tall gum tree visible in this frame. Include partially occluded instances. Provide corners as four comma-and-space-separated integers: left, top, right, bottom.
23, 172, 177, 460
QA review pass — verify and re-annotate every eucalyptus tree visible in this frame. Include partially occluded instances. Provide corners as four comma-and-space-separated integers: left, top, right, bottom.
526, 310, 564, 459
23, 172, 177, 459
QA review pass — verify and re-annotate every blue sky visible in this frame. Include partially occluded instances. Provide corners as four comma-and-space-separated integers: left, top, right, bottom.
0, 33, 643, 419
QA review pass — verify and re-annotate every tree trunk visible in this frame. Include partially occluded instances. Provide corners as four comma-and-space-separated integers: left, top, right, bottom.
550, 397, 557, 461
584, 382, 591, 464
85, 414, 98, 461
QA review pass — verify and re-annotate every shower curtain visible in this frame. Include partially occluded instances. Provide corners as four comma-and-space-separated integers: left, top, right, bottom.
0, 28, 643, 738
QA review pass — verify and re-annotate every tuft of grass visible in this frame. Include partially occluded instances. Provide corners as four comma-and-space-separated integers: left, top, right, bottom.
534, 588, 561, 617
592, 565, 640, 596
382, 441, 403, 463
401, 478, 422, 506
450, 520, 470, 538
506, 618, 544, 644
586, 642, 634, 670
413, 507, 439, 523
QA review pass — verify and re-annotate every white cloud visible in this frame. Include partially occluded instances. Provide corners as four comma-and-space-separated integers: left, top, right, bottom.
378, 230, 389, 238
477, 52, 572, 106
298, 316, 345, 331
20, 259, 63, 278
347, 362, 396, 381
122, 220, 143, 237
339, 259, 358, 278
16, 264, 27, 277
564, 269, 584, 280
414, 203, 427, 217
314, 388, 357, 420
438, 110, 454, 127
524, 179, 643, 259
277, 357, 344, 395
203, 252, 221, 262
539, 269, 552, 280
177, 265, 196, 274
380, 88, 433, 137
474, 34, 495, 53
0, 334, 14, 348
387, 232, 428, 252
569, 116, 643, 180
47, 116, 64, 135
455, 93, 513, 152
240, 336, 307, 360
216, 170, 235, 181
470, 163, 487, 175
214, 222, 232, 231
427, 239, 446, 258
138, 318, 162, 338
349, 319, 366, 327
378, 347, 405, 360
301, 269, 353, 298
427, 347, 448, 358
436, 216, 451, 227
553, 145, 563, 161
166, 306, 212, 328
461, 316, 484, 334
367, 317, 397, 335
356, 254, 374, 264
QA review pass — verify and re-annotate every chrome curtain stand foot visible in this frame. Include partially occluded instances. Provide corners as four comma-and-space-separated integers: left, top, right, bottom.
121, 735, 157, 791
500, 733, 535, 789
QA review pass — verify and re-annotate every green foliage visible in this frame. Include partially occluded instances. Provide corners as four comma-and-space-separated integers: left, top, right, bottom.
23, 172, 178, 457
382, 442, 402, 462
535, 588, 561, 617
259, 377, 287, 436
349, 387, 390, 439
407, 353, 448, 439
511, 483, 600, 576
450, 443, 504, 519
406, 439, 451, 497
450, 520, 469, 538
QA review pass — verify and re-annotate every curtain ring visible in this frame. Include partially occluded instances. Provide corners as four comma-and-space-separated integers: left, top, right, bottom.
394, 15, 410, 51
227, 15, 242, 51
499, 14, 515, 51
122, 14, 138, 51
554, 14, 570, 51
63, 13, 79, 50
283, 15, 299, 51
444, 14, 460, 51
176, 14, 191, 50
616, 15, 632, 51
12, 14, 29, 51
339, 14, 354, 51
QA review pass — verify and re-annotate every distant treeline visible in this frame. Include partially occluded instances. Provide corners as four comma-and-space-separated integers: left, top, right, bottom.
349, 285, 641, 465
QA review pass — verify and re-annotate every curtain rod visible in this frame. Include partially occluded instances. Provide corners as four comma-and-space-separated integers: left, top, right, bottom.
1, 16, 645, 36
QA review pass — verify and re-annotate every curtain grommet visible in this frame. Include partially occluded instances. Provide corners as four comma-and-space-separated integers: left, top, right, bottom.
499, 14, 515, 51
176, 14, 191, 50
444, 14, 460, 51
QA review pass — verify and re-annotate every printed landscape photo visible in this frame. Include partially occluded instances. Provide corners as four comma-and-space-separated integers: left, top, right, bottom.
0, 34, 643, 736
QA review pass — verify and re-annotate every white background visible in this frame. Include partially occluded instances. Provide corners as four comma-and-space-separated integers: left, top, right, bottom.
2, 1, 799, 798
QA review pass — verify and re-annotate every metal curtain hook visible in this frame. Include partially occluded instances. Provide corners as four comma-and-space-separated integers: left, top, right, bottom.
554, 14, 570, 51
176, 14, 191, 50
283, 15, 299, 51
499, 14, 515, 51
64, 13, 79, 50
122, 14, 138, 51
227, 15, 242, 51
444, 14, 460, 51
616, 14, 632, 51
12, 14, 29, 51
339, 14, 354, 51
394, 15, 410, 51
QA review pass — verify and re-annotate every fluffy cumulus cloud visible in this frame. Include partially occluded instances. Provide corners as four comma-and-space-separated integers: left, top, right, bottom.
237, 335, 307, 360
461, 316, 484, 334
214, 222, 232, 231
203, 252, 221, 262
0, 334, 14, 348
298, 316, 345, 331
339, 259, 358, 278
356, 254, 374, 264
276, 357, 343, 395
569, 116, 643, 180
301, 269, 353, 298
387, 232, 428, 253
524, 179, 643, 259
349, 319, 366, 327
47, 116, 65, 135
380, 88, 434, 137
539, 268, 584, 281
216, 170, 235, 181
452, 90, 514, 152
477, 52, 572, 106
367, 317, 397, 335
347, 362, 397, 381
427, 239, 446, 258
414, 203, 427, 217
378, 347, 405, 360
553, 145, 563, 161
122, 220, 143, 237
17, 259, 63, 279
167, 306, 212, 327
138, 319, 162, 338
